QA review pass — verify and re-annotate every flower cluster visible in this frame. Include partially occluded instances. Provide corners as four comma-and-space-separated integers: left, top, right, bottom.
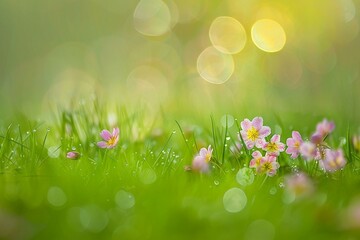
285, 119, 346, 172
240, 117, 284, 177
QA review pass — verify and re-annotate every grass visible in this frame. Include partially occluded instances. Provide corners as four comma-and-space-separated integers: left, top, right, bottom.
0, 98, 360, 240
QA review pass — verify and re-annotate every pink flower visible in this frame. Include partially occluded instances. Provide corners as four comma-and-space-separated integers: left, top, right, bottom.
66, 151, 80, 160
192, 146, 213, 173
311, 119, 335, 144
321, 149, 346, 172
97, 128, 120, 149
257, 155, 280, 177
286, 131, 303, 159
262, 134, 285, 156
299, 141, 319, 161
249, 151, 264, 169
240, 117, 271, 149
285, 172, 314, 198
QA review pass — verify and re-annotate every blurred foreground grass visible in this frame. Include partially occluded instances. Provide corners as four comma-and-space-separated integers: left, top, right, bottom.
0, 99, 359, 239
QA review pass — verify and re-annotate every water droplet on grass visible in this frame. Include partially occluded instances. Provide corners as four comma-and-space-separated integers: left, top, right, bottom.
223, 188, 247, 213
214, 180, 220, 186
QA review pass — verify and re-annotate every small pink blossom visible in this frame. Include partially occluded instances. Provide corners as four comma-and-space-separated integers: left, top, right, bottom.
249, 151, 264, 169
257, 155, 280, 177
262, 134, 285, 156
97, 127, 120, 149
66, 151, 80, 160
321, 149, 346, 172
299, 141, 319, 161
311, 119, 335, 144
286, 131, 303, 159
240, 117, 271, 149
192, 145, 213, 173
285, 173, 314, 199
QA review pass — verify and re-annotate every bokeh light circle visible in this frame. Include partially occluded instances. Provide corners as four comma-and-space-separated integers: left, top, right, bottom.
115, 190, 135, 210
236, 168, 255, 186
133, 0, 172, 36
251, 19, 286, 53
47, 186, 67, 207
197, 46, 234, 84
223, 188, 247, 213
209, 16, 247, 54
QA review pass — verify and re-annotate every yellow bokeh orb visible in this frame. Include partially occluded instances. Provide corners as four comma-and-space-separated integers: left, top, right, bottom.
133, 0, 172, 36
209, 16, 247, 54
251, 19, 286, 53
197, 46, 234, 84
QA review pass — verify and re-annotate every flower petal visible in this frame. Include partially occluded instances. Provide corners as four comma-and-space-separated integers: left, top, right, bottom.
112, 127, 120, 137
292, 131, 302, 142
271, 134, 280, 143
245, 140, 255, 149
259, 126, 271, 138
286, 138, 295, 146
252, 150, 262, 158
252, 117, 263, 130
199, 147, 208, 157
241, 119, 252, 131
100, 130, 112, 141
97, 141, 108, 148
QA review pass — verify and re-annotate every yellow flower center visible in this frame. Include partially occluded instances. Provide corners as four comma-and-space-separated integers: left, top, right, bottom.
107, 136, 117, 146
262, 162, 272, 172
247, 127, 259, 141
294, 141, 300, 149
266, 142, 278, 152
205, 152, 212, 162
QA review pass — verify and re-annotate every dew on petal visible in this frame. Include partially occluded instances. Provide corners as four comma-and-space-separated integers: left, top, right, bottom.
133, 0, 172, 36
236, 168, 255, 186
197, 46, 234, 84
251, 19, 286, 53
223, 188, 247, 213
209, 16, 247, 54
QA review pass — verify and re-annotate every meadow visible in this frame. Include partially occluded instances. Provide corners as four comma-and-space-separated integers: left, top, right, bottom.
0, 0, 360, 239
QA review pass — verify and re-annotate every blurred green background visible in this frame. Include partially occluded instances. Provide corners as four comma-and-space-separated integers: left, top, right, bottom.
0, 0, 359, 123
